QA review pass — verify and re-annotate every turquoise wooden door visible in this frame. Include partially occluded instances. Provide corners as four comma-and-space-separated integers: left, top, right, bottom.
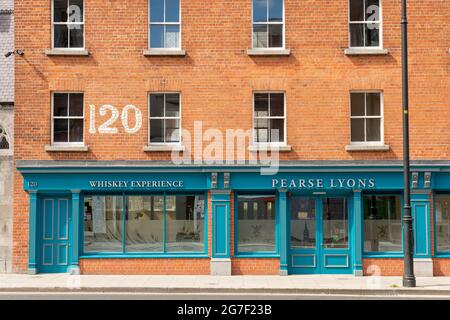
289, 196, 352, 274
38, 197, 71, 273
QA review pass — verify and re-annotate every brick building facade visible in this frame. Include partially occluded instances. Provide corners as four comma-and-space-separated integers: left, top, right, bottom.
13, 0, 450, 276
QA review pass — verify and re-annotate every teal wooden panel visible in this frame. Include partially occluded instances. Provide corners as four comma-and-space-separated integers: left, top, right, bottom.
324, 254, 349, 268
58, 199, 68, 240
57, 244, 68, 265
413, 203, 429, 256
43, 244, 53, 266
213, 204, 228, 257
291, 254, 316, 268
43, 199, 54, 240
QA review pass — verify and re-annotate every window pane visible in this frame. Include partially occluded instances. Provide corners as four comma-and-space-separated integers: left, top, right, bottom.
254, 93, 269, 117
165, 0, 180, 23
350, 93, 365, 116
365, 23, 380, 47
366, 118, 381, 142
351, 118, 365, 142
366, 93, 381, 116
349, 0, 364, 21
270, 119, 284, 142
166, 196, 205, 252
365, 0, 380, 21
69, 93, 83, 116
270, 93, 284, 117
322, 198, 348, 248
69, 119, 83, 142
83, 196, 123, 253
255, 118, 269, 143
364, 195, 402, 252
268, 24, 283, 48
253, 0, 268, 23
165, 25, 180, 48
54, 24, 69, 48
53, 119, 68, 143
150, 24, 165, 48
268, 0, 283, 22
53, 93, 68, 116
125, 196, 164, 252
165, 119, 180, 142
253, 24, 268, 48
290, 197, 316, 248
165, 94, 180, 117
150, 119, 164, 143
436, 195, 450, 252
68, 0, 83, 23
237, 195, 276, 253
150, 0, 164, 22
350, 23, 364, 47
54, 0, 68, 22
150, 94, 164, 117
69, 25, 83, 48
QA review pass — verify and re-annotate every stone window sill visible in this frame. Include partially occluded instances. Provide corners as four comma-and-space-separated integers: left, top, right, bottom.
45, 49, 90, 56
247, 49, 291, 56
344, 48, 389, 56
143, 145, 186, 152
143, 49, 186, 56
248, 144, 292, 152
345, 144, 390, 152
45, 145, 89, 152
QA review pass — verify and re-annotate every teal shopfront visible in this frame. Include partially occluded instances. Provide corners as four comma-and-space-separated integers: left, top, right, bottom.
17, 161, 450, 276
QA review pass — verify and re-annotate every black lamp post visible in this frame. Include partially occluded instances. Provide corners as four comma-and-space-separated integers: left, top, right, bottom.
401, 0, 416, 288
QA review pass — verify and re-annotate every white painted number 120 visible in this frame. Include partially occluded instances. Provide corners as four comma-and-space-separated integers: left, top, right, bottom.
89, 105, 142, 134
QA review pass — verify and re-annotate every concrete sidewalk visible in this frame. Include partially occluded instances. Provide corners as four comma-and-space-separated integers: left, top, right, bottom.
1, 275, 450, 296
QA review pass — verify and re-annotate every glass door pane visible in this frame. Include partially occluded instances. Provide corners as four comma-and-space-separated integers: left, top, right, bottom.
290, 197, 316, 248
322, 198, 348, 248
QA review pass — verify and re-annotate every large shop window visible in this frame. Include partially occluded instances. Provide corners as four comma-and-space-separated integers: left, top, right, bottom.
83, 195, 205, 254
149, 0, 181, 49
436, 195, 450, 253
349, 0, 381, 48
363, 195, 402, 253
53, 0, 84, 49
252, 0, 284, 49
52, 93, 84, 144
237, 195, 277, 253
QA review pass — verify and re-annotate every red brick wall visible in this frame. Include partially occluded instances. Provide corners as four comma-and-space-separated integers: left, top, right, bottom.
13, 0, 450, 273
232, 258, 280, 275
363, 259, 404, 276
433, 259, 450, 276
79, 259, 210, 275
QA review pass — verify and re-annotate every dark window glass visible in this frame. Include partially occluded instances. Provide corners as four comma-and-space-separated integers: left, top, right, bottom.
253, 0, 267, 23
150, 119, 164, 143
268, 24, 283, 48
290, 197, 316, 248
351, 93, 365, 116
69, 25, 84, 48
69, 0, 83, 23
363, 195, 402, 253
54, 93, 68, 117
69, 119, 83, 142
254, 93, 269, 117
150, 0, 164, 22
165, 119, 180, 142
83, 196, 124, 253
0, 127, 9, 150
349, 0, 364, 21
150, 25, 165, 48
69, 93, 83, 116
349, 23, 364, 47
53, 119, 69, 143
54, 24, 69, 48
165, 94, 180, 117
54, 0, 68, 22
351, 118, 365, 142
436, 195, 450, 253
125, 196, 164, 252
165, 0, 180, 23
365, 23, 380, 47
237, 195, 276, 253
166, 196, 205, 252
365, 0, 380, 21
150, 94, 165, 117
270, 119, 284, 142
322, 198, 348, 248
252, 24, 268, 48
270, 93, 284, 117
366, 118, 381, 141
366, 93, 381, 116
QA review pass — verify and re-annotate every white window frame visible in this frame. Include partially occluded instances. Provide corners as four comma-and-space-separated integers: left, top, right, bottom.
251, 0, 285, 50
349, 90, 384, 145
148, 92, 182, 145
51, 0, 85, 50
51, 92, 85, 146
348, 0, 383, 49
148, 0, 182, 50
252, 91, 287, 146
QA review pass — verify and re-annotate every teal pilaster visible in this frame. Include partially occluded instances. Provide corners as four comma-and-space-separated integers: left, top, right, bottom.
70, 190, 81, 274
211, 190, 231, 258
411, 191, 431, 258
352, 190, 363, 276
279, 189, 288, 276
28, 191, 38, 274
